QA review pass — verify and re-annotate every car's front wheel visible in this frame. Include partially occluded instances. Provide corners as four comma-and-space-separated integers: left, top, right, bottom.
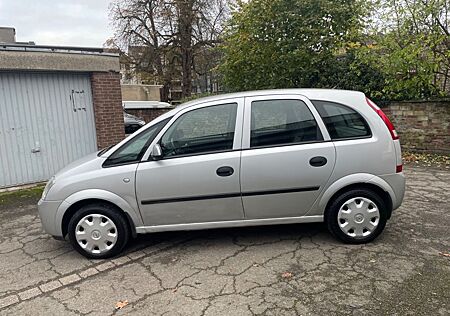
68, 203, 130, 259
326, 189, 388, 244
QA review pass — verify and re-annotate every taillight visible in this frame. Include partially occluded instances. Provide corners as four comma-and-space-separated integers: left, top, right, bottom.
396, 164, 403, 173
366, 98, 399, 140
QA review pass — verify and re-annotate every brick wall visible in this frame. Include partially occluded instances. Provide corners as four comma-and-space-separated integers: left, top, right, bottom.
91, 72, 125, 149
383, 100, 450, 154
125, 108, 173, 123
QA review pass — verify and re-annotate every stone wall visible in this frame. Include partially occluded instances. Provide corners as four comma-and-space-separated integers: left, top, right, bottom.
382, 100, 449, 154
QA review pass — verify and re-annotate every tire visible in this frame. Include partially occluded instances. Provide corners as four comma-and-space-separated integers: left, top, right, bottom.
326, 189, 388, 244
68, 203, 130, 259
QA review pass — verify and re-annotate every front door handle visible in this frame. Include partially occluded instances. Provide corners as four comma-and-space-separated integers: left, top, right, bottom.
309, 156, 327, 167
216, 166, 234, 177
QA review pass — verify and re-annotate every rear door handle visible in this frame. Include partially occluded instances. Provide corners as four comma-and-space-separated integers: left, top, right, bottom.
216, 166, 234, 177
309, 156, 327, 167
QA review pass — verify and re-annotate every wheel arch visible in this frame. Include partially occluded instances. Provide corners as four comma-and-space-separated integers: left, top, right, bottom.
56, 189, 142, 238
318, 174, 394, 220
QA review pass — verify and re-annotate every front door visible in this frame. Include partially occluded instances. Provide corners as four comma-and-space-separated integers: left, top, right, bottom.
136, 99, 245, 226
240, 95, 336, 219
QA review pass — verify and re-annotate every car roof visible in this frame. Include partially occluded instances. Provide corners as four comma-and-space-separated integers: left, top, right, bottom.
183, 88, 363, 107
155, 88, 366, 123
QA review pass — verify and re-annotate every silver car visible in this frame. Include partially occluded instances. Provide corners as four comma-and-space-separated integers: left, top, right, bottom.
38, 89, 405, 259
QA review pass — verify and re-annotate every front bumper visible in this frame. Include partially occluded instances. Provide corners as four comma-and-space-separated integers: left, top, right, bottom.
37, 198, 63, 238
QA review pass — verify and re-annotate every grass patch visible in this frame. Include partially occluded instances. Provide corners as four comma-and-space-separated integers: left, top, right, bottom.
0, 185, 45, 207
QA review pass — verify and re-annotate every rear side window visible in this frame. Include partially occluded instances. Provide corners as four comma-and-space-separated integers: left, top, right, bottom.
250, 99, 323, 148
312, 100, 371, 140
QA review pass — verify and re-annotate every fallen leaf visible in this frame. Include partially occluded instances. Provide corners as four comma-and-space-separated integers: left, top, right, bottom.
281, 272, 293, 279
172, 288, 178, 293
438, 252, 450, 258
115, 300, 129, 310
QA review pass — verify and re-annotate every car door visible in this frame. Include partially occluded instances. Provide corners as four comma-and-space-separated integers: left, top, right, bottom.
240, 94, 336, 219
136, 98, 245, 226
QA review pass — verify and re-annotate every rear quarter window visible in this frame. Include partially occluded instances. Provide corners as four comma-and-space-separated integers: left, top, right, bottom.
312, 100, 371, 140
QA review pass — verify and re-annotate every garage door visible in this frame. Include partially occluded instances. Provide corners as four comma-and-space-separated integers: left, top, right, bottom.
0, 72, 97, 188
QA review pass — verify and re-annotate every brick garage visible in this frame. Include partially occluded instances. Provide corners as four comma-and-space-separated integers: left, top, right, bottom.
0, 44, 125, 187
383, 100, 450, 154
91, 72, 125, 148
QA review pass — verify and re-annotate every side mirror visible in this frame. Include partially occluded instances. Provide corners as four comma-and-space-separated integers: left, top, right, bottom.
150, 144, 163, 160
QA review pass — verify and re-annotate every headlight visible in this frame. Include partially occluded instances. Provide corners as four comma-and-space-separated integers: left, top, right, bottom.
41, 176, 56, 200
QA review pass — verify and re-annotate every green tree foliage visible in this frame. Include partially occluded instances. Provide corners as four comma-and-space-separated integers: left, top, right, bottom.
356, 0, 450, 100
219, 0, 366, 91
219, 0, 449, 100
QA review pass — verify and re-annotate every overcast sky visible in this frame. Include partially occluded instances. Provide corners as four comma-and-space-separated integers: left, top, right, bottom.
0, 0, 114, 47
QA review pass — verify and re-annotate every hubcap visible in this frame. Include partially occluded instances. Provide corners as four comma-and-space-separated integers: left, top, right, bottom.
75, 214, 118, 255
337, 197, 380, 239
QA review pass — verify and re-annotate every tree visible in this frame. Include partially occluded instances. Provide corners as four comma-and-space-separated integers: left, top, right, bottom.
110, 0, 231, 99
356, 0, 450, 99
219, 0, 365, 92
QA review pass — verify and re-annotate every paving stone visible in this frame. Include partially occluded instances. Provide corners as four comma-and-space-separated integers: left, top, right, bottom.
39, 280, 62, 293
59, 274, 81, 286
0, 295, 19, 309
79, 268, 99, 279
95, 261, 115, 272
111, 255, 131, 266
127, 251, 146, 260
18, 287, 41, 300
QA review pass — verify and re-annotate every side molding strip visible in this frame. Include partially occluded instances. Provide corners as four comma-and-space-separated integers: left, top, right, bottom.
141, 192, 241, 205
242, 186, 319, 197
141, 186, 320, 205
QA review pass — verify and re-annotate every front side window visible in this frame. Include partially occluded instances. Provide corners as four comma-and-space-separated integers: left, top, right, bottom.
250, 99, 322, 148
160, 103, 238, 158
312, 100, 371, 140
104, 118, 170, 167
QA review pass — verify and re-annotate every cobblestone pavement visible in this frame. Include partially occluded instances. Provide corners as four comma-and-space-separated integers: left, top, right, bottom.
0, 165, 449, 315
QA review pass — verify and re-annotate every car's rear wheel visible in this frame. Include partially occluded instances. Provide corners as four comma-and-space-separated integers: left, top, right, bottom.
68, 203, 130, 259
326, 189, 388, 244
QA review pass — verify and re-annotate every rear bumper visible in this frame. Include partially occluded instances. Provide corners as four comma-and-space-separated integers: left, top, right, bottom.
379, 172, 406, 210
37, 199, 63, 238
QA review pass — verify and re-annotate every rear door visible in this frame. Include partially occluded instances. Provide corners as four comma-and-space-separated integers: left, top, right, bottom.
240, 94, 336, 219
136, 98, 245, 226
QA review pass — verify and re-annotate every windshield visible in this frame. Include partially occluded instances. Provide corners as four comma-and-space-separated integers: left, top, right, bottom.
103, 118, 171, 167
